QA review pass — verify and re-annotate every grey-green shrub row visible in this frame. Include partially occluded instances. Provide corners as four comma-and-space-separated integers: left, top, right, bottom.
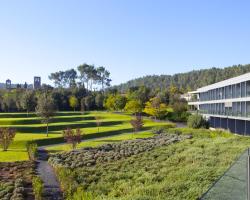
49, 133, 192, 168
0, 179, 25, 200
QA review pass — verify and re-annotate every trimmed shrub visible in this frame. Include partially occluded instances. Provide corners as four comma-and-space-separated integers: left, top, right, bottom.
151, 124, 175, 134
26, 141, 38, 161
187, 114, 209, 129
32, 176, 43, 200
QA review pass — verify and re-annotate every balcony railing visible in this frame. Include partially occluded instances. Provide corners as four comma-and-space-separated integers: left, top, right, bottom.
194, 110, 250, 118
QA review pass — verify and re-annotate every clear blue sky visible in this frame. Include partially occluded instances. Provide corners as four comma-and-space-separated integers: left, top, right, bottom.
0, 0, 250, 86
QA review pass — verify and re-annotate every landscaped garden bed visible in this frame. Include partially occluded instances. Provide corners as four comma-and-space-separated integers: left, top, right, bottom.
49, 133, 191, 168
0, 161, 35, 200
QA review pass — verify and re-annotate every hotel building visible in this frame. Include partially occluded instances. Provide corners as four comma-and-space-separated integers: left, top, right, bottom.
188, 72, 250, 135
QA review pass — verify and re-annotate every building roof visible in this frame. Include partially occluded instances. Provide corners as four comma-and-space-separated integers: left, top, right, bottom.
194, 72, 250, 93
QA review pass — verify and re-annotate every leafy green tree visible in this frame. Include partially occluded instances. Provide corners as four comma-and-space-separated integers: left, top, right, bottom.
96, 66, 112, 90
127, 86, 150, 104
83, 96, 95, 111
80, 98, 86, 113
49, 71, 65, 87
125, 100, 143, 115
36, 92, 56, 137
64, 69, 77, 88
69, 95, 79, 111
21, 90, 36, 116
143, 97, 169, 119
0, 128, 16, 151
95, 93, 104, 109
114, 95, 127, 111
104, 95, 115, 111
2, 92, 17, 112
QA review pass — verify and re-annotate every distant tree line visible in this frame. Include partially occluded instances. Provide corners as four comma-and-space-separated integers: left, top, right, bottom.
6, 62, 242, 122
104, 85, 189, 122
0, 63, 111, 113
112, 64, 250, 92
49, 64, 111, 91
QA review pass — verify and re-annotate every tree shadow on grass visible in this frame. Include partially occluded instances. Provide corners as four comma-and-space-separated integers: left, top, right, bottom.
0, 112, 84, 118
0, 116, 96, 125
35, 126, 155, 146
95, 139, 123, 143
15, 121, 124, 133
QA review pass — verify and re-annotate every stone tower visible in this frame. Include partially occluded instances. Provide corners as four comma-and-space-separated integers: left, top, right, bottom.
6, 79, 11, 90
34, 76, 41, 89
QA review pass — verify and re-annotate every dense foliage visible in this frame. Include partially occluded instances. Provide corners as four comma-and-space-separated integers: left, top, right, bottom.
112, 64, 250, 92
187, 114, 209, 129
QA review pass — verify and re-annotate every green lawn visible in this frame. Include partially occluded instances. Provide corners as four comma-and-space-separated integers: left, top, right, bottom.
0, 111, 173, 162
46, 131, 154, 153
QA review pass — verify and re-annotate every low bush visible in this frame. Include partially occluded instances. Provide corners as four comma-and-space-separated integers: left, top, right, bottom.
49, 134, 191, 168
0, 161, 35, 199
51, 128, 250, 200
32, 176, 43, 200
26, 141, 38, 161
187, 114, 209, 129
151, 124, 176, 134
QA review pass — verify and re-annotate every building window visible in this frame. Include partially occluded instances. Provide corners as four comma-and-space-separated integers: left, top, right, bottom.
236, 83, 241, 98
247, 81, 250, 97
232, 85, 236, 98
242, 102, 246, 117
241, 82, 246, 97
247, 102, 250, 117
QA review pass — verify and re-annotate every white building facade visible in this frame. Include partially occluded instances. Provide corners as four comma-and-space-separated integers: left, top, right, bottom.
188, 72, 250, 135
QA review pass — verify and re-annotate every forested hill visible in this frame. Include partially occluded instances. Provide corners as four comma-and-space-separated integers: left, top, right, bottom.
112, 64, 250, 92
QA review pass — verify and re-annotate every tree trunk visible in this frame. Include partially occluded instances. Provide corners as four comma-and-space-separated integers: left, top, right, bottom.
46, 123, 49, 137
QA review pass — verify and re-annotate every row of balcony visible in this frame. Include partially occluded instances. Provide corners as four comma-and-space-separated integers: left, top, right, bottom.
190, 110, 250, 118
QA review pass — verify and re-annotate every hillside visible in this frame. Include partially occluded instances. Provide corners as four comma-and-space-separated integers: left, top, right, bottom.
112, 64, 250, 92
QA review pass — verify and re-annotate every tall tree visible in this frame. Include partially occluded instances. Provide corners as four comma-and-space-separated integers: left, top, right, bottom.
77, 64, 91, 90
21, 90, 36, 116
49, 71, 65, 87
0, 128, 16, 151
88, 65, 97, 91
64, 69, 77, 88
97, 66, 112, 91
36, 92, 56, 137
95, 93, 104, 109
69, 95, 78, 111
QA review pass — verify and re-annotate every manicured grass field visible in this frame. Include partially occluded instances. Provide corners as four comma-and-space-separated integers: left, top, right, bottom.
46, 131, 154, 153
0, 111, 172, 162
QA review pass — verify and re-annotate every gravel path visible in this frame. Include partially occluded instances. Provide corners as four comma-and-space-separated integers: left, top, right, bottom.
36, 149, 63, 200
